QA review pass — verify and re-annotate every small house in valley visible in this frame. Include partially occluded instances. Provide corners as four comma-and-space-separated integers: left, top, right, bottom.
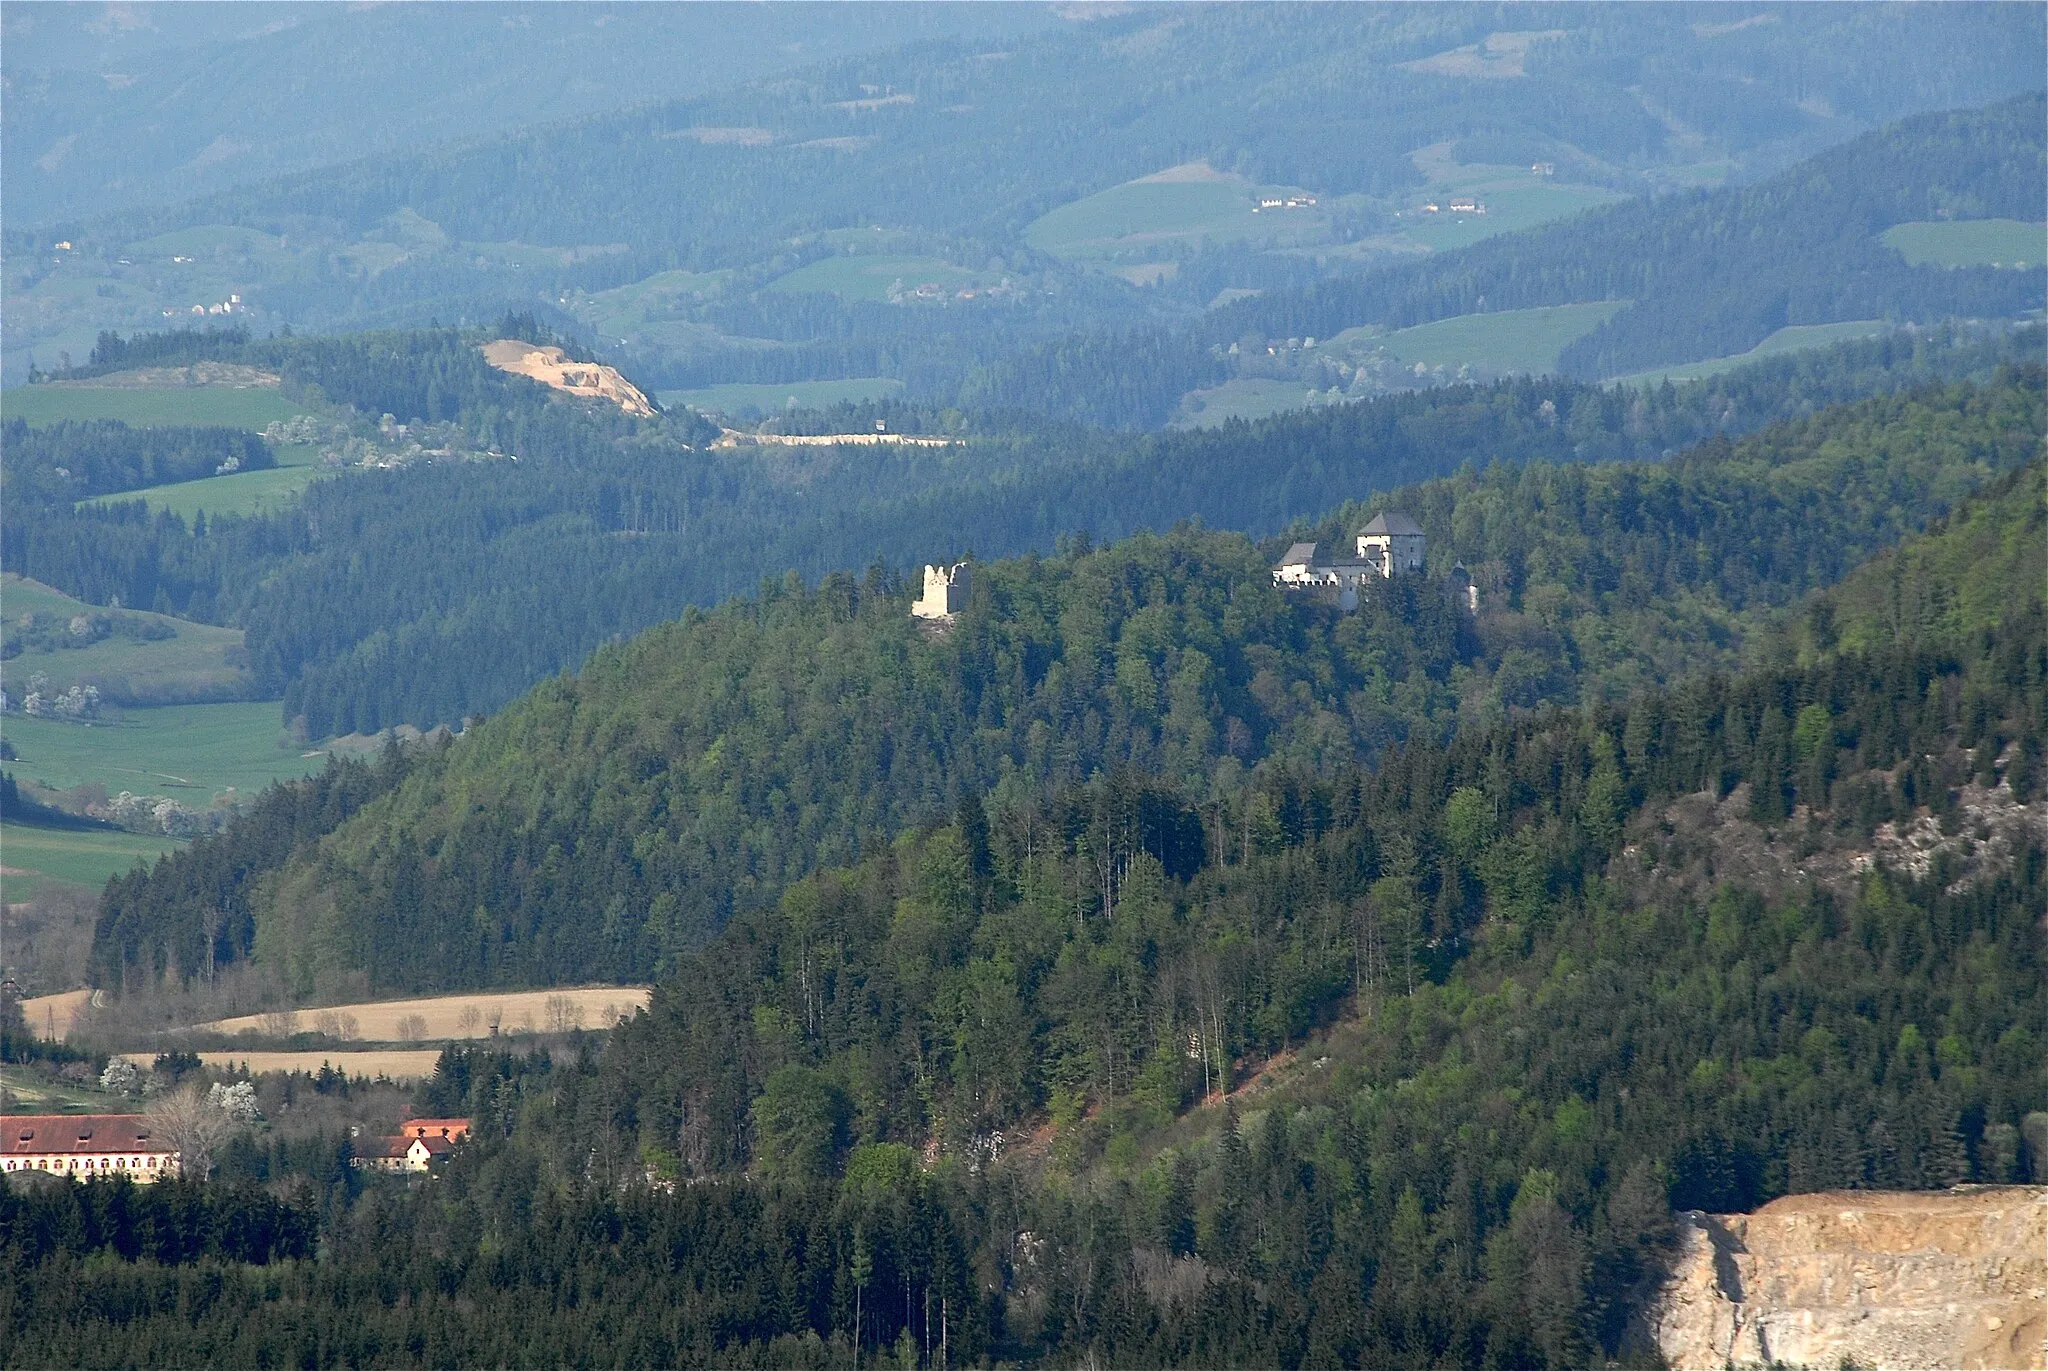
356, 1117, 471, 1173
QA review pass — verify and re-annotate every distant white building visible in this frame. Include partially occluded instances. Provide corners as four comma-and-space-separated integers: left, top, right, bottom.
912, 562, 971, 619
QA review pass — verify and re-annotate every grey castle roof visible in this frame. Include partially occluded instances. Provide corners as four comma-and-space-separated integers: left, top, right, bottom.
1277, 542, 1320, 565
1359, 512, 1424, 537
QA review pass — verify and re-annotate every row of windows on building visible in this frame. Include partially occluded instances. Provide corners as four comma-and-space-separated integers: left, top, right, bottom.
4, 1154, 174, 1176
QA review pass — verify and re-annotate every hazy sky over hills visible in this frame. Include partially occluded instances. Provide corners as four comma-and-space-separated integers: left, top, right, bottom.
2, 1, 1056, 223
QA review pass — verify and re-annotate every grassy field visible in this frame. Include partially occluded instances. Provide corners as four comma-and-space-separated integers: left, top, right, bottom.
575, 268, 733, 337
78, 441, 332, 521
767, 254, 990, 302
0, 821, 182, 901
0, 1063, 141, 1112
1173, 378, 1334, 428
1025, 165, 1330, 260
1395, 181, 1623, 253
661, 377, 905, 416
2, 384, 306, 430
1374, 301, 1629, 373
1881, 219, 2044, 269
1, 701, 318, 804
197, 986, 652, 1042
2, 574, 255, 703
1614, 321, 1889, 387
127, 225, 290, 261
83, 462, 333, 521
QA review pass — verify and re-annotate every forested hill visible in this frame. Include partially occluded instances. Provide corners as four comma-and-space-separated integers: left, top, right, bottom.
967, 96, 2047, 426
12, 321, 2030, 743
89, 370, 2043, 996
26, 598, 2047, 1368
1797, 461, 2048, 661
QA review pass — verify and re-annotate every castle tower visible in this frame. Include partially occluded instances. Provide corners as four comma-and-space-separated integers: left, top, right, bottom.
912, 562, 971, 619
1356, 512, 1425, 577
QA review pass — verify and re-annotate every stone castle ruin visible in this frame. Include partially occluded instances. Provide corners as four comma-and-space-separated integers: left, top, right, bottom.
912, 561, 971, 620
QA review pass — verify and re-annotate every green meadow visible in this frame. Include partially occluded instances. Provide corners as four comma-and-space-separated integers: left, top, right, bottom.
1373, 301, 1630, 373
82, 461, 334, 521
127, 225, 290, 261
767, 255, 986, 302
1614, 321, 1889, 387
1881, 219, 2044, 269
660, 377, 906, 415
0, 820, 182, 899
2, 384, 306, 430
1172, 378, 1332, 428
576, 268, 731, 336
1396, 180, 1624, 252
0, 574, 255, 705
0, 701, 317, 803
1024, 168, 1329, 260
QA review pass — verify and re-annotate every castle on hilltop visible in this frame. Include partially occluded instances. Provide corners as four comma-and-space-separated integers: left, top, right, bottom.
1272, 512, 1476, 612
912, 561, 971, 620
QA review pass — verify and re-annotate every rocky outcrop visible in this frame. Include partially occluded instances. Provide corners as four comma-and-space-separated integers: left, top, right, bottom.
480, 340, 655, 417
1653, 1187, 2046, 1370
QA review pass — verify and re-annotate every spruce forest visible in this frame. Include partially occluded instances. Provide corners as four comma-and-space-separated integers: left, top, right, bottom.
1, 7, 2043, 1370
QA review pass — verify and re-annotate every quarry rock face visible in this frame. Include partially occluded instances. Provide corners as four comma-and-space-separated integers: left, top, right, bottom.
1652, 1187, 2046, 1370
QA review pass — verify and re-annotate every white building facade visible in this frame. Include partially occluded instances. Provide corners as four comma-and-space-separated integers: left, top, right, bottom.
2, 1115, 178, 1182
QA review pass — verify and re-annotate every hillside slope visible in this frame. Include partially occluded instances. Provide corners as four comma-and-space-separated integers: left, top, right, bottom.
86, 371, 2043, 995
27, 599, 2047, 1368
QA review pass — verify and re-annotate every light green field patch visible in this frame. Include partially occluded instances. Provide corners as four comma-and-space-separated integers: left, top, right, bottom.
82, 464, 335, 521
1376, 301, 1630, 374
335, 241, 411, 277
1614, 321, 1890, 387
1, 385, 307, 430
0, 701, 316, 806
577, 268, 731, 336
1171, 378, 1333, 428
1025, 167, 1329, 260
767, 255, 986, 302
1397, 182, 1625, 253
0, 820, 183, 899
127, 225, 288, 261
661, 377, 905, 415
1881, 219, 2045, 269
0, 574, 255, 705
466, 240, 630, 270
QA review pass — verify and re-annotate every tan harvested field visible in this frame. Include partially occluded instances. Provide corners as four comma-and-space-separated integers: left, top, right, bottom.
196, 986, 650, 1041
19, 988, 95, 1041
121, 1050, 444, 1081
